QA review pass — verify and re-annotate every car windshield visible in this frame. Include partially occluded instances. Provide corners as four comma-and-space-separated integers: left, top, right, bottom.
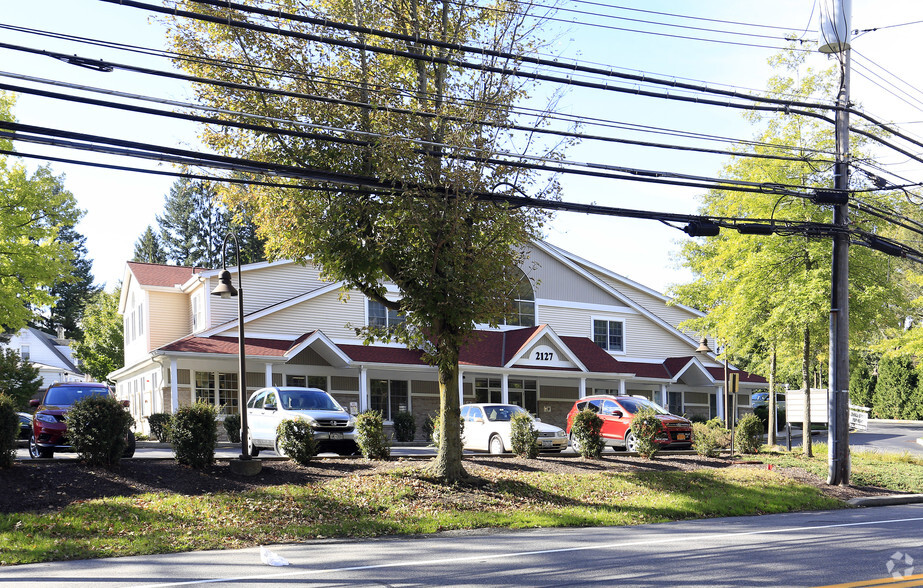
616, 397, 668, 415
44, 386, 110, 406
278, 389, 342, 411
753, 393, 769, 401
483, 405, 528, 422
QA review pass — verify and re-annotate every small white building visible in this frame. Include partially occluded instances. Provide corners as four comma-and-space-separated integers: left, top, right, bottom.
4, 327, 86, 387
109, 241, 765, 433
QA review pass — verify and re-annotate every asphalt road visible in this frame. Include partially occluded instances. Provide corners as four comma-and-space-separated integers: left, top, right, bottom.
2, 504, 922, 587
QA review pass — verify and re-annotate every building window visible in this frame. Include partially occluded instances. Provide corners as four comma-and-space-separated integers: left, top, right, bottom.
474, 378, 538, 414
20, 345, 30, 362
593, 319, 624, 352
194, 371, 239, 415
368, 300, 405, 330
287, 375, 306, 387
194, 372, 215, 408
308, 375, 327, 390
502, 269, 535, 327
370, 379, 408, 421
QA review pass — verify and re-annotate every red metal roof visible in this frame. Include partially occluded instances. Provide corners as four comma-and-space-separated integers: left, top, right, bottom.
127, 262, 203, 288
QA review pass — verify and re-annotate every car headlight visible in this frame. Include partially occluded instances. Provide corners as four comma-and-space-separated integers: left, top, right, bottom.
299, 415, 318, 426
347, 415, 357, 427
555, 430, 566, 438
35, 413, 56, 423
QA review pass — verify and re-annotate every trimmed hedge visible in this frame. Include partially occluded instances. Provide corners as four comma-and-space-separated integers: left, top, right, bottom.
223, 413, 242, 444
630, 407, 662, 459
66, 394, 134, 467
171, 402, 218, 468
356, 410, 390, 460
147, 413, 173, 442
392, 411, 415, 442
276, 419, 318, 465
510, 412, 539, 458
571, 409, 604, 458
735, 413, 763, 454
0, 394, 19, 468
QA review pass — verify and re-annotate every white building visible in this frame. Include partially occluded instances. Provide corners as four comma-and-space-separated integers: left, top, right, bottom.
109, 241, 765, 433
4, 327, 86, 387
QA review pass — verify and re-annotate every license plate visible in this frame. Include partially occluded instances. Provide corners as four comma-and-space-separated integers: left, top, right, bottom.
676, 433, 687, 441
541, 440, 552, 447
330, 433, 343, 440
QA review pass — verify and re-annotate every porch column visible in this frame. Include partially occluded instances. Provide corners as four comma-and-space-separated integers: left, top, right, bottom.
169, 359, 179, 414
458, 371, 465, 406
660, 384, 668, 408
716, 385, 725, 420
578, 377, 587, 399
618, 379, 627, 396
359, 366, 369, 412
265, 363, 273, 387
501, 373, 509, 404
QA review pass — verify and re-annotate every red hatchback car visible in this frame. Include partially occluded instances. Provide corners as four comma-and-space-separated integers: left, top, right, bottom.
29, 381, 135, 459
565, 395, 693, 452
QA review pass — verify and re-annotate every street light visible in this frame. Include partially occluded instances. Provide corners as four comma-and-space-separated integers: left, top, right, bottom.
211, 232, 261, 476
696, 336, 735, 455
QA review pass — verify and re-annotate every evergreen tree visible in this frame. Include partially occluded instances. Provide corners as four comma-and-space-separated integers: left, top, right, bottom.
0, 348, 41, 409
158, 178, 202, 266
849, 352, 877, 411
132, 225, 167, 264
38, 224, 100, 340
871, 355, 916, 419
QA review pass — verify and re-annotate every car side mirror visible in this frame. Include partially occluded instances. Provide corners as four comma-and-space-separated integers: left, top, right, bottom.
534, 417, 542, 422
265, 405, 277, 411
612, 410, 623, 418
29, 399, 39, 407
121, 400, 130, 408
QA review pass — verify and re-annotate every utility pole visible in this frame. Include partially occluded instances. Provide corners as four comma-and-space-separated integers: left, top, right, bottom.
820, 0, 851, 486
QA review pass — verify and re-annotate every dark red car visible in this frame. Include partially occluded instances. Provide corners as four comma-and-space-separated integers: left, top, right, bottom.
29, 381, 135, 459
565, 395, 693, 452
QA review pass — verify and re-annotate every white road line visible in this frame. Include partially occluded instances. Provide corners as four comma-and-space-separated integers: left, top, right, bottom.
132, 513, 923, 587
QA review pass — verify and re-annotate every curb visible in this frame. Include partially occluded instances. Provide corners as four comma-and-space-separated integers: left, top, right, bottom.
847, 494, 923, 507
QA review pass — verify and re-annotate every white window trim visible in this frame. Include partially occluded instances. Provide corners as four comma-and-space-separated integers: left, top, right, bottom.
591, 316, 627, 355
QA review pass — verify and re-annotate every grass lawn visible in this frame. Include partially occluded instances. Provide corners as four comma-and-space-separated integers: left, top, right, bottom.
759, 442, 923, 493
0, 463, 840, 565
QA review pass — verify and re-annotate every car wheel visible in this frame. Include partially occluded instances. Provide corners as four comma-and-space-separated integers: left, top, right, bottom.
488, 435, 505, 454
29, 433, 52, 459
247, 431, 261, 456
569, 433, 582, 454
274, 436, 288, 458
122, 432, 136, 458
625, 431, 639, 453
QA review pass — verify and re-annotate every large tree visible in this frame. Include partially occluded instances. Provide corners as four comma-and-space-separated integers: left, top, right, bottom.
671, 51, 908, 455
0, 347, 41, 409
71, 287, 124, 384
35, 224, 100, 340
133, 225, 168, 264
0, 93, 81, 334
168, 0, 561, 479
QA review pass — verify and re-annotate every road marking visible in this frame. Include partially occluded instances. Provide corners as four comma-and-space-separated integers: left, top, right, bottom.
815, 573, 923, 588
132, 513, 923, 587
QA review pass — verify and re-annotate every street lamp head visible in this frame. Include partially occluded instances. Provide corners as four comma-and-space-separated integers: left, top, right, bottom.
211, 269, 238, 299
695, 337, 710, 354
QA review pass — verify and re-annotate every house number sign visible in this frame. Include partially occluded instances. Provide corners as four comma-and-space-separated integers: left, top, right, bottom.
531, 345, 556, 362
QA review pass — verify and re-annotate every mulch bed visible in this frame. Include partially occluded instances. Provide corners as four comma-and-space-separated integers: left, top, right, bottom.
0, 453, 897, 515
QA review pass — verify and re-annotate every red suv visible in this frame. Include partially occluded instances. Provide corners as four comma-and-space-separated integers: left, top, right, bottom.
29, 382, 135, 459
565, 395, 693, 452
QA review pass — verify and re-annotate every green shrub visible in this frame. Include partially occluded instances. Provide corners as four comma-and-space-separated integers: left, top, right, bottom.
735, 413, 763, 454
692, 421, 730, 457
705, 416, 726, 429
223, 413, 241, 444
147, 413, 173, 442
171, 402, 219, 468
429, 414, 465, 446
392, 411, 415, 442
422, 414, 436, 442
631, 407, 662, 459
571, 409, 604, 459
276, 418, 317, 465
0, 394, 18, 468
356, 410, 390, 460
66, 394, 134, 467
510, 412, 539, 458
753, 405, 786, 433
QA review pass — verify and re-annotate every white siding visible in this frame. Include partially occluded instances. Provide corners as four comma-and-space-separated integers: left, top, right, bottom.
147, 291, 193, 353
245, 290, 364, 340
585, 268, 700, 329
524, 247, 627, 307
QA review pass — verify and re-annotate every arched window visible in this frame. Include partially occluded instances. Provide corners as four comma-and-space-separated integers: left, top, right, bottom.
503, 269, 535, 327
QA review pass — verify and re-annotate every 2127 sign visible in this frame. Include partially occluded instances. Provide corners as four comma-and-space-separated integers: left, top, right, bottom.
534, 351, 555, 361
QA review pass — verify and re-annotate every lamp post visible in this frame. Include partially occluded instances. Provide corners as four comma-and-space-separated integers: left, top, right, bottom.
211, 232, 261, 476
697, 337, 735, 456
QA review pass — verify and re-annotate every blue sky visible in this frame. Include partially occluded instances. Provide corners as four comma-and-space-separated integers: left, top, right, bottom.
3, 1, 923, 293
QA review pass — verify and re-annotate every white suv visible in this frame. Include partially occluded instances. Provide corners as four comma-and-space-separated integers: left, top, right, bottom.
245, 387, 358, 456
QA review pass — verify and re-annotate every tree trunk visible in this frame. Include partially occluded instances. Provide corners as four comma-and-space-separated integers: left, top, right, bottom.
802, 327, 812, 458
768, 343, 777, 446
424, 360, 467, 481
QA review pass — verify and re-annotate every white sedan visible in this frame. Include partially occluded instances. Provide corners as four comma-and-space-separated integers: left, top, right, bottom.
460, 403, 568, 454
